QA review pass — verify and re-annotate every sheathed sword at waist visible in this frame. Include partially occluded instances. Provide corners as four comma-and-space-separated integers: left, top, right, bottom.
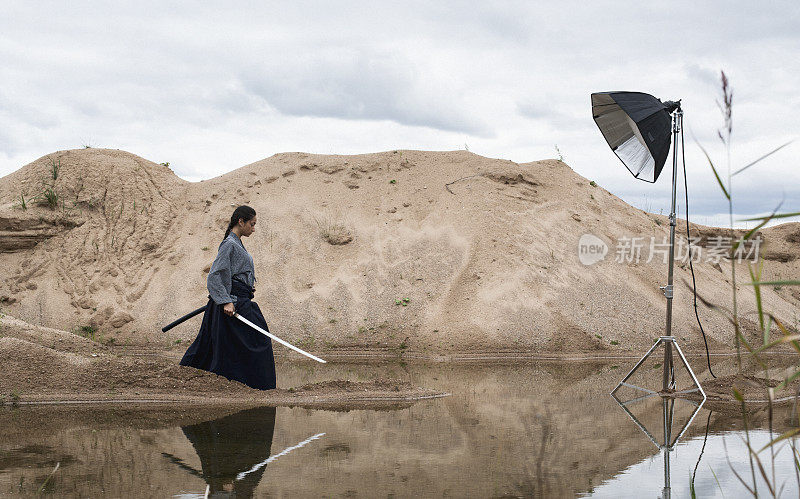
162, 305, 207, 332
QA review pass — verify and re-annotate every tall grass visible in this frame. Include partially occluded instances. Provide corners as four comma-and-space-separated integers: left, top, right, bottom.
693, 70, 799, 497
694, 71, 798, 368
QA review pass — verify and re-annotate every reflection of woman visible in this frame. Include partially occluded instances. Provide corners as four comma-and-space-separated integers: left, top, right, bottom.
164, 406, 277, 498
180, 205, 276, 390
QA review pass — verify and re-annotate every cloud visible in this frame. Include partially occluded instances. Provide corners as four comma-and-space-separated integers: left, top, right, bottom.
516, 100, 588, 131
0, 1, 798, 225
239, 48, 490, 135
684, 63, 720, 89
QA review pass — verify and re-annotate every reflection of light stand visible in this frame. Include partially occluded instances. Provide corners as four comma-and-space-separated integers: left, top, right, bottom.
610, 110, 706, 402
611, 391, 705, 499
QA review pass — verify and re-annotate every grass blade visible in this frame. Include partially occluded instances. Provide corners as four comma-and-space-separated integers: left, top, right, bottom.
742, 436, 776, 497
740, 211, 800, 222
748, 261, 765, 340
760, 428, 800, 453
735, 201, 784, 250
724, 438, 756, 496
745, 281, 800, 286
709, 464, 726, 498
692, 133, 730, 200
764, 313, 797, 348
733, 139, 795, 176
777, 369, 800, 391
38, 462, 60, 493
754, 334, 800, 354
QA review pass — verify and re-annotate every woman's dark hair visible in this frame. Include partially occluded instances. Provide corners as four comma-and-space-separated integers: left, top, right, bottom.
224, 205, 256, 241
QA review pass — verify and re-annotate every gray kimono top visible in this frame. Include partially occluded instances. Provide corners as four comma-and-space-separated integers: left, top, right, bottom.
207, 232, 257, 305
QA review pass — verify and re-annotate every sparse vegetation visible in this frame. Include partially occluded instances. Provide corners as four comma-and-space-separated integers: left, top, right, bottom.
37, 186, 59, 209
589, 180, 597, 187
315, 215, 353, 245
610, 340, 619, 345
73, 325, 98, 341
394, 297, 411, 307
25, 155, 79, 215
554, 144, 564, 161
48, 157, 60, 180
297, 335, 316, 350
389, 179, 397, 184
160, 162, 170, 167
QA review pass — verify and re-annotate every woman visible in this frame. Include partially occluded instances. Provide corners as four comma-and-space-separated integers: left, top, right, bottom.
180, 205, 276, 390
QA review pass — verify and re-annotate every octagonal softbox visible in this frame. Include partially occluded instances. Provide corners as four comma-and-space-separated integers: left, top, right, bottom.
591, 92, 673, 183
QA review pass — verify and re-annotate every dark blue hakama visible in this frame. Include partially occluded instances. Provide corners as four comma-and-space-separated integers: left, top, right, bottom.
180, 279, 277, 390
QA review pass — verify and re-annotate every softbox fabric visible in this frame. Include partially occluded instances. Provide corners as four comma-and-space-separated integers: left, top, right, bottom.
591, 92, 672, 183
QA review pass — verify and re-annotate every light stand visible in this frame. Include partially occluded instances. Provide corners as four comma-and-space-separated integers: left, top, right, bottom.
608, 106, 706, 400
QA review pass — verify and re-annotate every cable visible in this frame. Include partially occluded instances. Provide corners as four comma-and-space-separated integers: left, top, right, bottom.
691, 410, 713, 491
681, 116, 717, 378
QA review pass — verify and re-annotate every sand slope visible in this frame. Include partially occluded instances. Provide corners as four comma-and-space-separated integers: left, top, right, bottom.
1, 148, 797, 356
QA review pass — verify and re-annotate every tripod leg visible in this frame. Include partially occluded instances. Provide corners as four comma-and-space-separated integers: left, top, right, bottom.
673, 341, 707, 400
612, 339, 663, 395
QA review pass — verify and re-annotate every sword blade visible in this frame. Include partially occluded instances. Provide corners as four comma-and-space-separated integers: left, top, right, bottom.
234, 313, 327, 363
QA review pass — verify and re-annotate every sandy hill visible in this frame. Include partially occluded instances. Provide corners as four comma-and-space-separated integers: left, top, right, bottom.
0, 148, 797, 356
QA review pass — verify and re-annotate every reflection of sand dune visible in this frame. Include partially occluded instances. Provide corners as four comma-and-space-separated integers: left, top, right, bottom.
0, 363, 794, 497
1, 148, 797, 355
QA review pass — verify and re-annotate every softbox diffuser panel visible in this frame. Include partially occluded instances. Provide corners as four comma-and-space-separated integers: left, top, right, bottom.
591, 91, 672, 183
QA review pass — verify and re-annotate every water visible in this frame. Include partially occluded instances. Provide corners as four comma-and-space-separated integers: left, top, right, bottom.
586, 429, 798, 498
1, 361, 797, 497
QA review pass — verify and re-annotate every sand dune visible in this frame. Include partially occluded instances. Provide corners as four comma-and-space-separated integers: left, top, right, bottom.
1, 148, 797, 357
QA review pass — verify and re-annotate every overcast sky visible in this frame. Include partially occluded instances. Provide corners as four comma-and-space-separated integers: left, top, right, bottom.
1, 1, 797, 227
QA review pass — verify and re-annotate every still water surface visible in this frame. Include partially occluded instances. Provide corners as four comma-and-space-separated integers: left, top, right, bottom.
1, 360, 797, 497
